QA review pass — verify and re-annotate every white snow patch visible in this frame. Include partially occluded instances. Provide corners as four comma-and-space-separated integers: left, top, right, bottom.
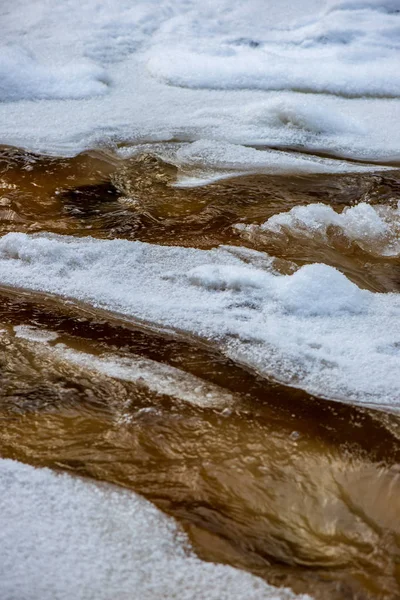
147, 0, 400, 97
0, 46, 109, 102
0, 458, 308, 600
0, 0, 399, 163
0, 233, 398, 410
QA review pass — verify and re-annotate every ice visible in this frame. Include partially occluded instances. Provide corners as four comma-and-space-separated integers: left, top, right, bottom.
237, 202, 400, 257
0, 458, 308, 600
11, 324, 234, 409
13, 324, 59, 343
50, 346, 236, 409
119, 140, 391, 187
0, 232, 398, 409
0, 0, 399, 164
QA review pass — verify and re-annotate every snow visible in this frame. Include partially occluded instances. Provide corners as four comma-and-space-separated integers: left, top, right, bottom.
0, 47, 109, 102
236, 202, 400, 257
1, 3, 399, 596
0, 0, 399, 164
147, 0, 400, 97
0, 458, 309, 600
0, 232, 398, 410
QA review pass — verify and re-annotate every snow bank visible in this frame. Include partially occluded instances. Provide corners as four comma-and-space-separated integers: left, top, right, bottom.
0, 47, 108, 102
0, 232, 398, 410
236, 202, 400, 257
1, 0, 400, 163
147, 0, 400, 97
0, 458, 307, 600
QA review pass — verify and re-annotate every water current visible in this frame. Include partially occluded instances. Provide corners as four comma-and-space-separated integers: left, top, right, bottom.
1, 146, 400, 599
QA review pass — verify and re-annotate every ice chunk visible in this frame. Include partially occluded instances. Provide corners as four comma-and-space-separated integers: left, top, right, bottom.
119, 140, 389, 188
241, 202, 400, 257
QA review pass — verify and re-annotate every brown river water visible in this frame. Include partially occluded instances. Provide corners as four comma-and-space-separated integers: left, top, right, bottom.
1, 145, 400, 599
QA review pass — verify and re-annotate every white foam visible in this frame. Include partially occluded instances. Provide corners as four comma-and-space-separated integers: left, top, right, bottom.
0, 0, 400, 164
236, 202, 400, 257
0, 458, 307, 600
0, 232, 398, 409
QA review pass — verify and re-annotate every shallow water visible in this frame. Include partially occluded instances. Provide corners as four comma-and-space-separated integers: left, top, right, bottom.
1, 146, 400, 599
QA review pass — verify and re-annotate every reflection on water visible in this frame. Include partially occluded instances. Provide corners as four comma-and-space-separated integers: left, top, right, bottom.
0, 146, 400, 599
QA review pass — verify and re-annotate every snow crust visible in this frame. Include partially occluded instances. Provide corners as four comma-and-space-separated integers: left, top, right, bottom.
0, 458, 308, 600
1, 0, 400, 163
236, 202, 400, 257
0, 232, 399, 409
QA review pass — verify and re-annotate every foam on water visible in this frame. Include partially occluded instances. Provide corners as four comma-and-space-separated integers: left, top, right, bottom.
0, 232, 398, 409
0, 458, 308, 600
1, 0, 400, 163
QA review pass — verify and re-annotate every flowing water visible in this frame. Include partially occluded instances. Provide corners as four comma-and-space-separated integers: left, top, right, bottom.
1, 146, 400, 599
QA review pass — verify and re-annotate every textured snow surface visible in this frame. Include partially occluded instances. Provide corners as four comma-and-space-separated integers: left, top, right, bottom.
147, 0, 400, 96
0, 46, 109, 102
236, 202, 400, 257
0, 459, 309, 600
0, 232, 399, 409
1, 0, 400, 163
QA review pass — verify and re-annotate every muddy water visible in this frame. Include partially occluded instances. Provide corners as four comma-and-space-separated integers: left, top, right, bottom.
1, 146, 400, 599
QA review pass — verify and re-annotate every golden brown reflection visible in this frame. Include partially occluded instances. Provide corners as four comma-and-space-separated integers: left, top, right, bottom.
1, 146, 400, 600
0, 291, 400, 599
